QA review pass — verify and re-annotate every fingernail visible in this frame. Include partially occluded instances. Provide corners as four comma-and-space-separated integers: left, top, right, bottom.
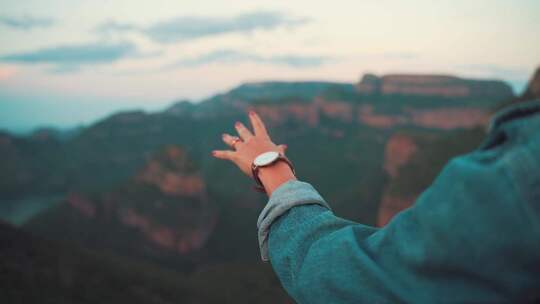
235, 121, 241, 127
211, 150, 217, 156
248, 110, 255, 116
284, 144, 288, 149
222, 133, 226, 139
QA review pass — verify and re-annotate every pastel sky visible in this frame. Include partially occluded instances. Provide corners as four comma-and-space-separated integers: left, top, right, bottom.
0, 0, 539, 133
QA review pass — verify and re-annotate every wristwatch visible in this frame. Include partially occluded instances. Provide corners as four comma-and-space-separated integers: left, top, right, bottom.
251, 151, 296, 193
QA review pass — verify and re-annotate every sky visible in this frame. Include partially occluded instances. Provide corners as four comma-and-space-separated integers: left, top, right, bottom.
0, 0, 539, 133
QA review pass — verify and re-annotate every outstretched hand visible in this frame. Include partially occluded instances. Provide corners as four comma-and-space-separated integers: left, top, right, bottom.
212, 110, 287, 178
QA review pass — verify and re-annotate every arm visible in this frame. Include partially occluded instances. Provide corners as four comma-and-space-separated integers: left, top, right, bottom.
259, 144, 540, 303
212, 108, 540, 303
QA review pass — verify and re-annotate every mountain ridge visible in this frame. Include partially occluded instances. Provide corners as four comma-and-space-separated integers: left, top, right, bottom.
1, 67, 538, 303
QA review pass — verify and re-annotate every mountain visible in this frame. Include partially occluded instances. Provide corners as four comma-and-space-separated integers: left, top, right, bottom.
0, 221, 290, 303
0, 220, 187, 303
1, 69, 536, 302
0, 73, 514, 201
27, 146, 219, 270
377, 66, 539, 226
0, 130, 67, 200
356, 73, 513, 99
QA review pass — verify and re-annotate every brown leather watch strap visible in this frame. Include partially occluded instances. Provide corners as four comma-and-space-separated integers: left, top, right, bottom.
251, 154, 295, 193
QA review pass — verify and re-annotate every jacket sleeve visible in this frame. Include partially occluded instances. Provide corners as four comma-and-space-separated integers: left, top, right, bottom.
258, 142, 540, 303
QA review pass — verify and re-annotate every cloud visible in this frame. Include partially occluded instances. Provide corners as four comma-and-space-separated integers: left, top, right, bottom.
0, 41, 136, 69
380, 52, 419, 60
0, 66, 17, 81
0, 15, 54, 30
95, 21, 139, 32
97, 11, 309, 43
169, 49, 331, 68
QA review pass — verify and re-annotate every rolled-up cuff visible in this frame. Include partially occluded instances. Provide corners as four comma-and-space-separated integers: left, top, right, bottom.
257, 179, 331, 261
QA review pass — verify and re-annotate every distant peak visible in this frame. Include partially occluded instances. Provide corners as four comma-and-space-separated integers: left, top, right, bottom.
357, 73, 513, 99
166, 100, 195, 115
224, 80, 353, 102
106, 110, 147, 123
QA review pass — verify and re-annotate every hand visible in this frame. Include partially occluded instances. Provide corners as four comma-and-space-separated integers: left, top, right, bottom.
212, 110, 288, 178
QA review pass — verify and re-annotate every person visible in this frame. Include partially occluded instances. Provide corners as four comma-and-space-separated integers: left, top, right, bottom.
212, 99, 540, 303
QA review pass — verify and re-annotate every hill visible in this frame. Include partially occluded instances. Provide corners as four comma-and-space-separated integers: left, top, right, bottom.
0, 221, 291, 303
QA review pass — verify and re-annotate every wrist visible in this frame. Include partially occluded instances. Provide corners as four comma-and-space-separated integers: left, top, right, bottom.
258, 160, 297, 196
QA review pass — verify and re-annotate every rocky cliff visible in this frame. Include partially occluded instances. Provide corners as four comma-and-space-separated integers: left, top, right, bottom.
176, 73, 514, 131
357, 73, 514, 98
376, 128, 487, 226
30, 145, 216, 264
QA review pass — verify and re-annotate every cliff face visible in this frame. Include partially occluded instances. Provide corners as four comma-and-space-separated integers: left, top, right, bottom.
52, 146, 216, 259
383, 134, 419, 178
377, 134, 419, 226
356, 74, 514, 98
136, 147, 205, 197
357, 105, 490, 129
242, 98, 493, 131
376, 128, 487, 226
188, 73, 514, 131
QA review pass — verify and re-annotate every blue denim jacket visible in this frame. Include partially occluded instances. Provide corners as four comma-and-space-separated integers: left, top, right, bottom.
257, 99, 540, 303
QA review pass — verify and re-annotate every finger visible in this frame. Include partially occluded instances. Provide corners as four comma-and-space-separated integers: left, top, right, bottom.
222, 133, 242, 148
248, 110, 269, 138
234, 121, 254, 141
212, 150, 236, 160
277, 144, 288, 154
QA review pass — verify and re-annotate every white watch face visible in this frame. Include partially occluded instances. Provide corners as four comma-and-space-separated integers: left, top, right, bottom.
254, 151, 280, 166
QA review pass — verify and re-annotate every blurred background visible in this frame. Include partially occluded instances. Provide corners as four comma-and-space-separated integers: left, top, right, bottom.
0, 0, 539, 303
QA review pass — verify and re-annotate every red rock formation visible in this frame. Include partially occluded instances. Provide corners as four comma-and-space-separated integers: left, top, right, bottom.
357, 74, 513, 98
242, 97, 356, 128
136, 147, 206, 197
246, 103, 319, 127
315, 97, 354, 122
235, 76, 501, 130
382, 82, 469, 97
65, 145, 216, 255
118, 207, 217, 254
406, 107, 490, 130
358, 105, 406, 128
358, 105, 490, 129
383, 134, 418, 178
377, 134, 419, 226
